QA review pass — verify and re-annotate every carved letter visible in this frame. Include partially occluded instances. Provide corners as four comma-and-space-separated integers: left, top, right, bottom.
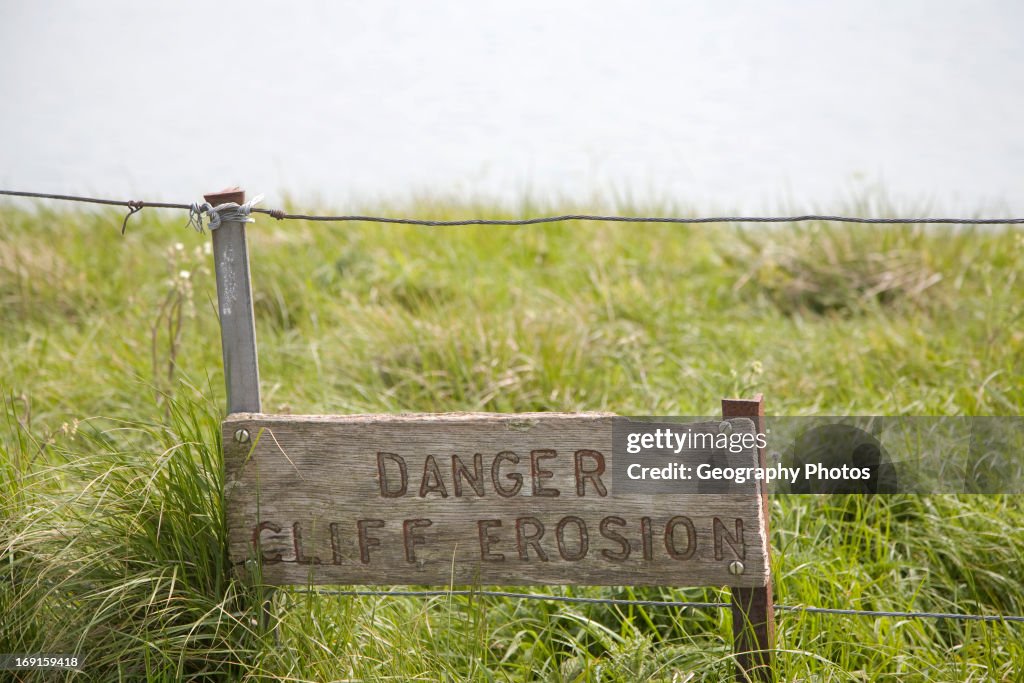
530, 449, 560, 497
599, 516, 630, 561
664, 516, 697, 561
293, 521, 322, 564
713, 517, 745, 561
492, 451, 522, 497
452, 453, 485, 497
329, 522, 344, 565
403, 518, 432, 563
640, 516, 654, 561
478, 519, 505, 561
252, 521, 283, 564
555, 516, 589, 561
377, 452, 408, 498
515, 517, 548, 561
574, 450, 607, 497
419, 455, 449, 498
357, 519, 385, 564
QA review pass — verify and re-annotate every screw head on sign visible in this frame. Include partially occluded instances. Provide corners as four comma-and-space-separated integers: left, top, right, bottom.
729, 560, 745, 576
719, 420, 734, 434
234, 428, 250, 444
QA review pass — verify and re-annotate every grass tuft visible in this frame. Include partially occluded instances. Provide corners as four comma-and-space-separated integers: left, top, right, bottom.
728, 223, 945, 316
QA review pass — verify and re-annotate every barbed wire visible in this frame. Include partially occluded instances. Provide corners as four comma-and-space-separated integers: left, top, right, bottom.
2, 189, 1022, 230
294, 589, 1024, 623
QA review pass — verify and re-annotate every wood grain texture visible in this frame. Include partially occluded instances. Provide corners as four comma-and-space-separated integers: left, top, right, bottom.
224, 412, 769, 587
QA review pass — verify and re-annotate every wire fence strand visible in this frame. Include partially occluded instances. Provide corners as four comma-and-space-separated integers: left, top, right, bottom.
290, 589, 1024, 623
249, 211, 1024, 226
2, 189, 1023, 227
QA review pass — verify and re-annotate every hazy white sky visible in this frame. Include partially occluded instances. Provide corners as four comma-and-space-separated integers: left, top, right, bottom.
1, 1, 1022, 212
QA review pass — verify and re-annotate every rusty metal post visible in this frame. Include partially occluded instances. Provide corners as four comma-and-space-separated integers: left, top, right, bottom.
723, 394, 775, 681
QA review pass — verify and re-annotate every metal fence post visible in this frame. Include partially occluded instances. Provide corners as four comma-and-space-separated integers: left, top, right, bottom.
206, 187, 262, 414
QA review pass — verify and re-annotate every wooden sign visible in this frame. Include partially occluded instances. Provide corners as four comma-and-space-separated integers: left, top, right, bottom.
223, 412, 769, 587
205, 193, 774, 681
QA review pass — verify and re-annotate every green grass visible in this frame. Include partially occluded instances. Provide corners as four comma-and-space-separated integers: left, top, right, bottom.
1, 197, 1022, 681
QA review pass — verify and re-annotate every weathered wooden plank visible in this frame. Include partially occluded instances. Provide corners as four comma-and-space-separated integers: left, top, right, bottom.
223, 412, 769, 587
207, 187, 261, 414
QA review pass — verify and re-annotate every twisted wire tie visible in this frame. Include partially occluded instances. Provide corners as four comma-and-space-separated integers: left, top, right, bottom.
186, 194, 264, 234
121, 200, 145, 234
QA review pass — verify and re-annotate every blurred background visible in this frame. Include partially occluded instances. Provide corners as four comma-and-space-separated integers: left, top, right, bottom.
2, 0, 1022, 213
